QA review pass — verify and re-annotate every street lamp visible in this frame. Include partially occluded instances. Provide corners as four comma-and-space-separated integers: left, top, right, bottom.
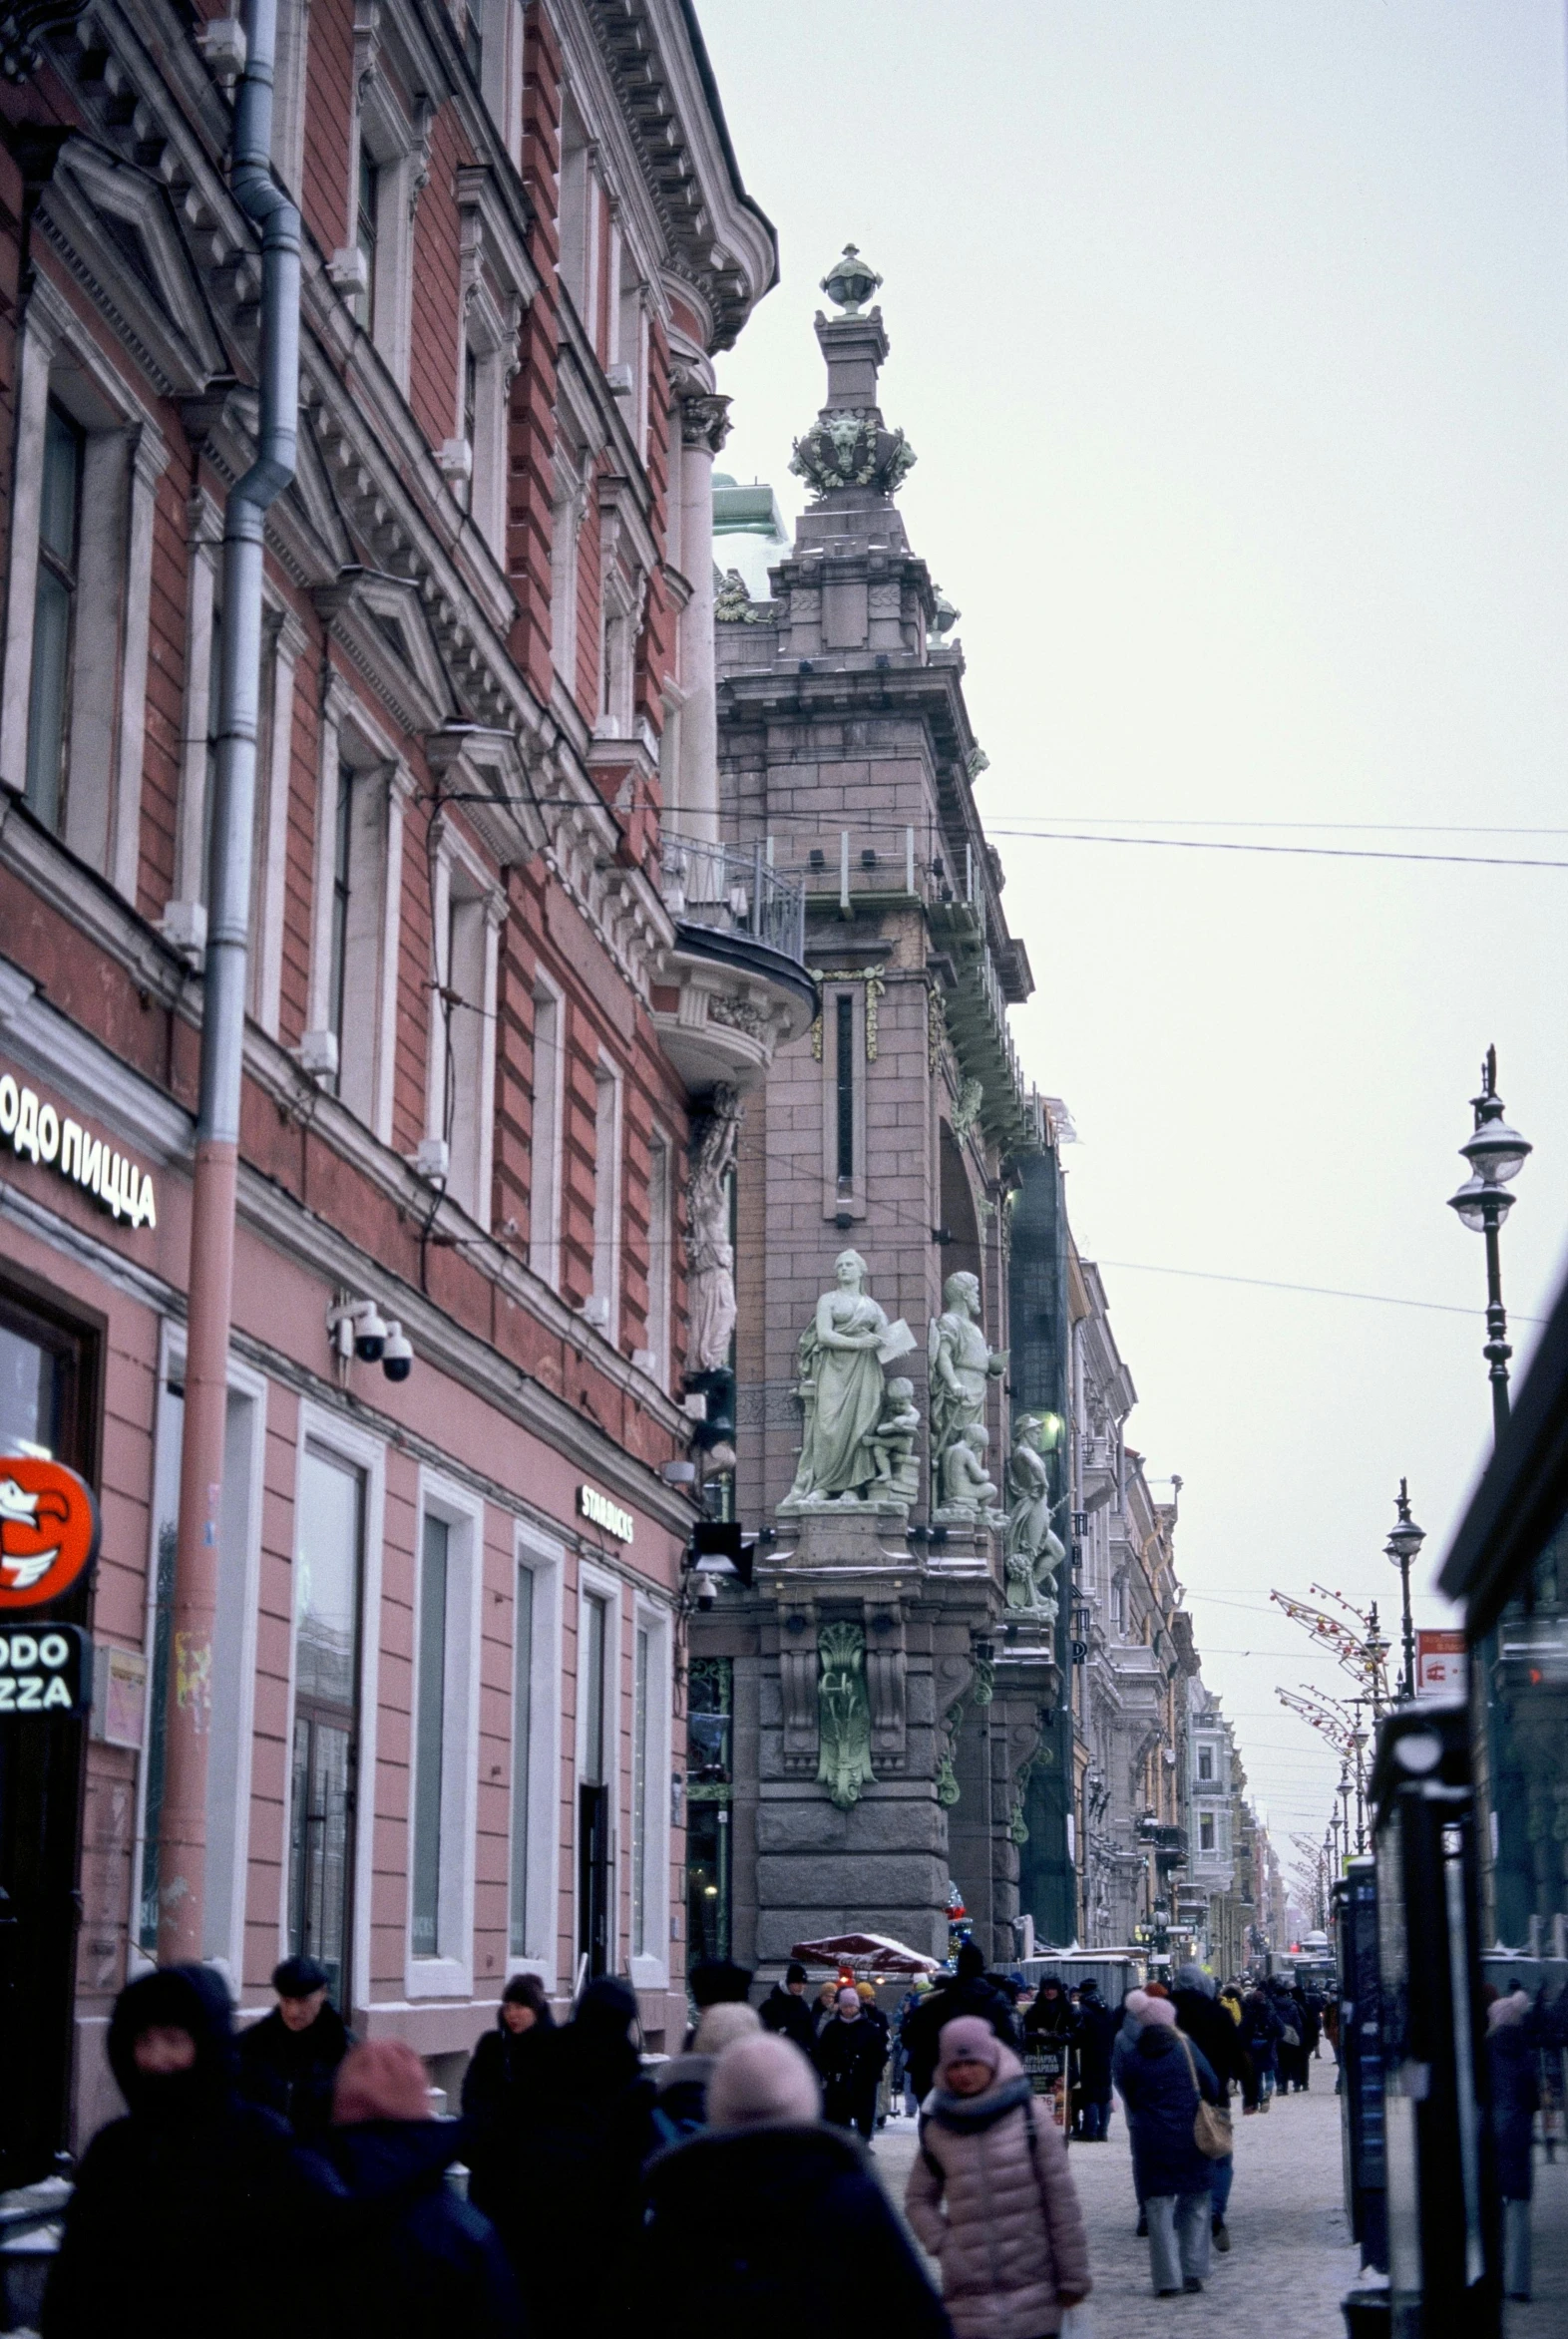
1365, 1604, 1389, 1721
1384, 1478, 1426, 1704
1447, 1046, 1532, 1447
1351, 1730, 1369, 1852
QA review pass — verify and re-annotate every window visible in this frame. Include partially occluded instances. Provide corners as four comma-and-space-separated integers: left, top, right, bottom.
1200, 1812, 1216, 1854
1198, 1745, 1214, 1783
24, 404, 83, 830
686, 1657, 732, 1964
355, 147, 379, 331
427, 863, 499, 1221
326, 762, 353, 1077
645, 1130, 672, 1384
631, 1623, 649, 1958
289, 1446, 364, 2011
835, 993, 854, 1191
412, 1513, 449, 1957
528, 982, 564, 1289
509, 1562, 535, 1958
579, 1590, 611, 1976
459, 347, 477, 513
590, 1060, 621, 1336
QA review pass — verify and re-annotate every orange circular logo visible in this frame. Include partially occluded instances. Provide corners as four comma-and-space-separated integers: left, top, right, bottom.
0, 1458, 100, 1611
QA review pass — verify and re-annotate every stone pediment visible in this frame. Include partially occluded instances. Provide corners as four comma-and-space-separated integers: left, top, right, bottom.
39, 139, 225, 399
313, 567, 456, 732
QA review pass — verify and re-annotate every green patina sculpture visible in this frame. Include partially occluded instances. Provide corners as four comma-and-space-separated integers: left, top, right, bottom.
817, 1621, 876, 1809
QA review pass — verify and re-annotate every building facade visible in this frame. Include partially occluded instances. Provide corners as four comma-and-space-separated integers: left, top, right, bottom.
686, 254, 1060, 1976
0, 0, 805, 2185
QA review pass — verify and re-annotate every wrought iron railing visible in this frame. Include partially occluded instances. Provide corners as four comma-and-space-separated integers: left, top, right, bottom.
660, 832, 806, 969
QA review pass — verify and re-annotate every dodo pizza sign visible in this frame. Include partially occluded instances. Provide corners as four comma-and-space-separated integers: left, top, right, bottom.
0, 1456, 100, 1610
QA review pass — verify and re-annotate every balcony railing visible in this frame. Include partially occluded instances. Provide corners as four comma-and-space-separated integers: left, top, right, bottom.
661, 833, 807, 970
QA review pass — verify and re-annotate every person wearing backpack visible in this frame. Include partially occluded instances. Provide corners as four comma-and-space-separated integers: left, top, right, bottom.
1114, 1995, 1224, 2297
905, 2017, 1090, 2339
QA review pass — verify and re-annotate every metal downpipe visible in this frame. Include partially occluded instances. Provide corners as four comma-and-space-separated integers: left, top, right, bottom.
159, 0, 299, 1965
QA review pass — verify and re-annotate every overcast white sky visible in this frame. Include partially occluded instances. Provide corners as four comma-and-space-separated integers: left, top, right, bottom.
699, 0, 1568, 1872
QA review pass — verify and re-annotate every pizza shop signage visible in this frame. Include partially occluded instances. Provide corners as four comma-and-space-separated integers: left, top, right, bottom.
0, 1070, 158, 1229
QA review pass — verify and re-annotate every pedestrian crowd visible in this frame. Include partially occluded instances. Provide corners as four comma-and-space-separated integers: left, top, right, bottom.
44, 1945, 1349, 2336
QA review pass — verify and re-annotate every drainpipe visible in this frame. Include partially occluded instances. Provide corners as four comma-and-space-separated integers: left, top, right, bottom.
158, 0, 299, 1965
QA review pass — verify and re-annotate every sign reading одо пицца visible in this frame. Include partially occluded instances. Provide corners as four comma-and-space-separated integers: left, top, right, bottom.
0, 1069, 158, 1229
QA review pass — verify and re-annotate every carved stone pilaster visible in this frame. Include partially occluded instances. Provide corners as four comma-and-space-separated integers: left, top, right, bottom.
680, 390, 732, 454
864, 1598, 907, 1768
778, 1604, 819, 1774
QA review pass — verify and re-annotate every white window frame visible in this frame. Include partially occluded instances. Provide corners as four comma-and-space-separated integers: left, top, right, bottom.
528, 975, 565, 1290
508, 1523, 565, 1985
0, 274, 167, 897
575, 1562, 621, 1973
283, 1401, 387, 2020
628, 1596, 671, 1991
405, 1468, 484, 1999
589, 1054, 623, 1339
424, 829, 504, 1223
301, 680, 410, 1137
132, 1328, 267, 1990
642, 1125, 673, 1389
328, 62, 426, 389
249, 602, 304, 1035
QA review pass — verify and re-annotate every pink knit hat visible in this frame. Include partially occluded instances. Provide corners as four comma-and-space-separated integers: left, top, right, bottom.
707, 2034, 821, 2129
333, 2039, 431, 2124
1140, 1997, 1177, 2029
937, 2015, 1002, 2078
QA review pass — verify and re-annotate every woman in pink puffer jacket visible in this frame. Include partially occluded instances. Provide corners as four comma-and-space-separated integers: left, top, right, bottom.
906, 2016, 1091, 2339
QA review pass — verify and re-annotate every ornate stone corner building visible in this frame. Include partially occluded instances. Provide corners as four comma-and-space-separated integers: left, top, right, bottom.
687, 256, 1065, 1970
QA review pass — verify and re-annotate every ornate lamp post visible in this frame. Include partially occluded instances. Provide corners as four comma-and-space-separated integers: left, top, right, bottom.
1338, 1762, 1354, 1865
1384, 1479, 1426, 1703
1351, 1729, 1369, 1852
1447, 1047, 1532, 1447
1365, 1605, 1389, 1723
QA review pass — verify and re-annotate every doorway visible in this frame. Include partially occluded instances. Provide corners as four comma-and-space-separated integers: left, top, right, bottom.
287, 1446, 363, 2010
0, 1283, 97, 2187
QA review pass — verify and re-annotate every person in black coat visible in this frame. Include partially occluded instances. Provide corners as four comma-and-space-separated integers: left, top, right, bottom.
1074, 1980, 1118, 2142
813, 1987, 888, 2142
502, 1976, 656, 2339
639, 2033, 951, 2339
1239, 1987, 1282, 2109
310, 2037, 520, 2339
1173, 1964, 1249, 2249
1114, 1998, 1222, 2296
236, 1954, 354, 2142
1487, 1991, 1538, 2301
759, 1962, 817, 2055
44, 1964, 329, 2339
902, 1944, 1019, 2104
459, 1973, 556, 2236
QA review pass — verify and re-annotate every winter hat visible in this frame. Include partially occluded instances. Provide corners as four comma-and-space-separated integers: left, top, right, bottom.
836, 1986, 861, 2014
689, 1957, 755, 2009
1144, 1980, 1170, 1999
333, 2039, 430, 2124
956, 1942, 986, 1982
1140, 1996, 1178, 2029
693, 2001, 762, 2054
937, 2015, 1003, 2080
707, 2033, 821, 2130
1175, 1962, 1217, 1999
1487, 1989, 1530, 2031
501, 1973, 554, 2023
785, 1962, 808, 1987
1124, 1989, 1152, 2023
856, 1981, 877, 2004
575, 1975, 640, 2040
272, 1955, 331, 1999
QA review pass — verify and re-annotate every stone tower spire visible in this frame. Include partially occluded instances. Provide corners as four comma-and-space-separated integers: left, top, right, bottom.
789, 247, 918, 557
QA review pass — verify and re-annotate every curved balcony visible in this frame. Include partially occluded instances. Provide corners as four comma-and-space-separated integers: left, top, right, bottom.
652, 833, 817, 1096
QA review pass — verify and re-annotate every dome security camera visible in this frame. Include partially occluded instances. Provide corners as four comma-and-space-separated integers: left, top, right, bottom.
352, 1302, 388, 1364
381, 1322, 413, 1382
